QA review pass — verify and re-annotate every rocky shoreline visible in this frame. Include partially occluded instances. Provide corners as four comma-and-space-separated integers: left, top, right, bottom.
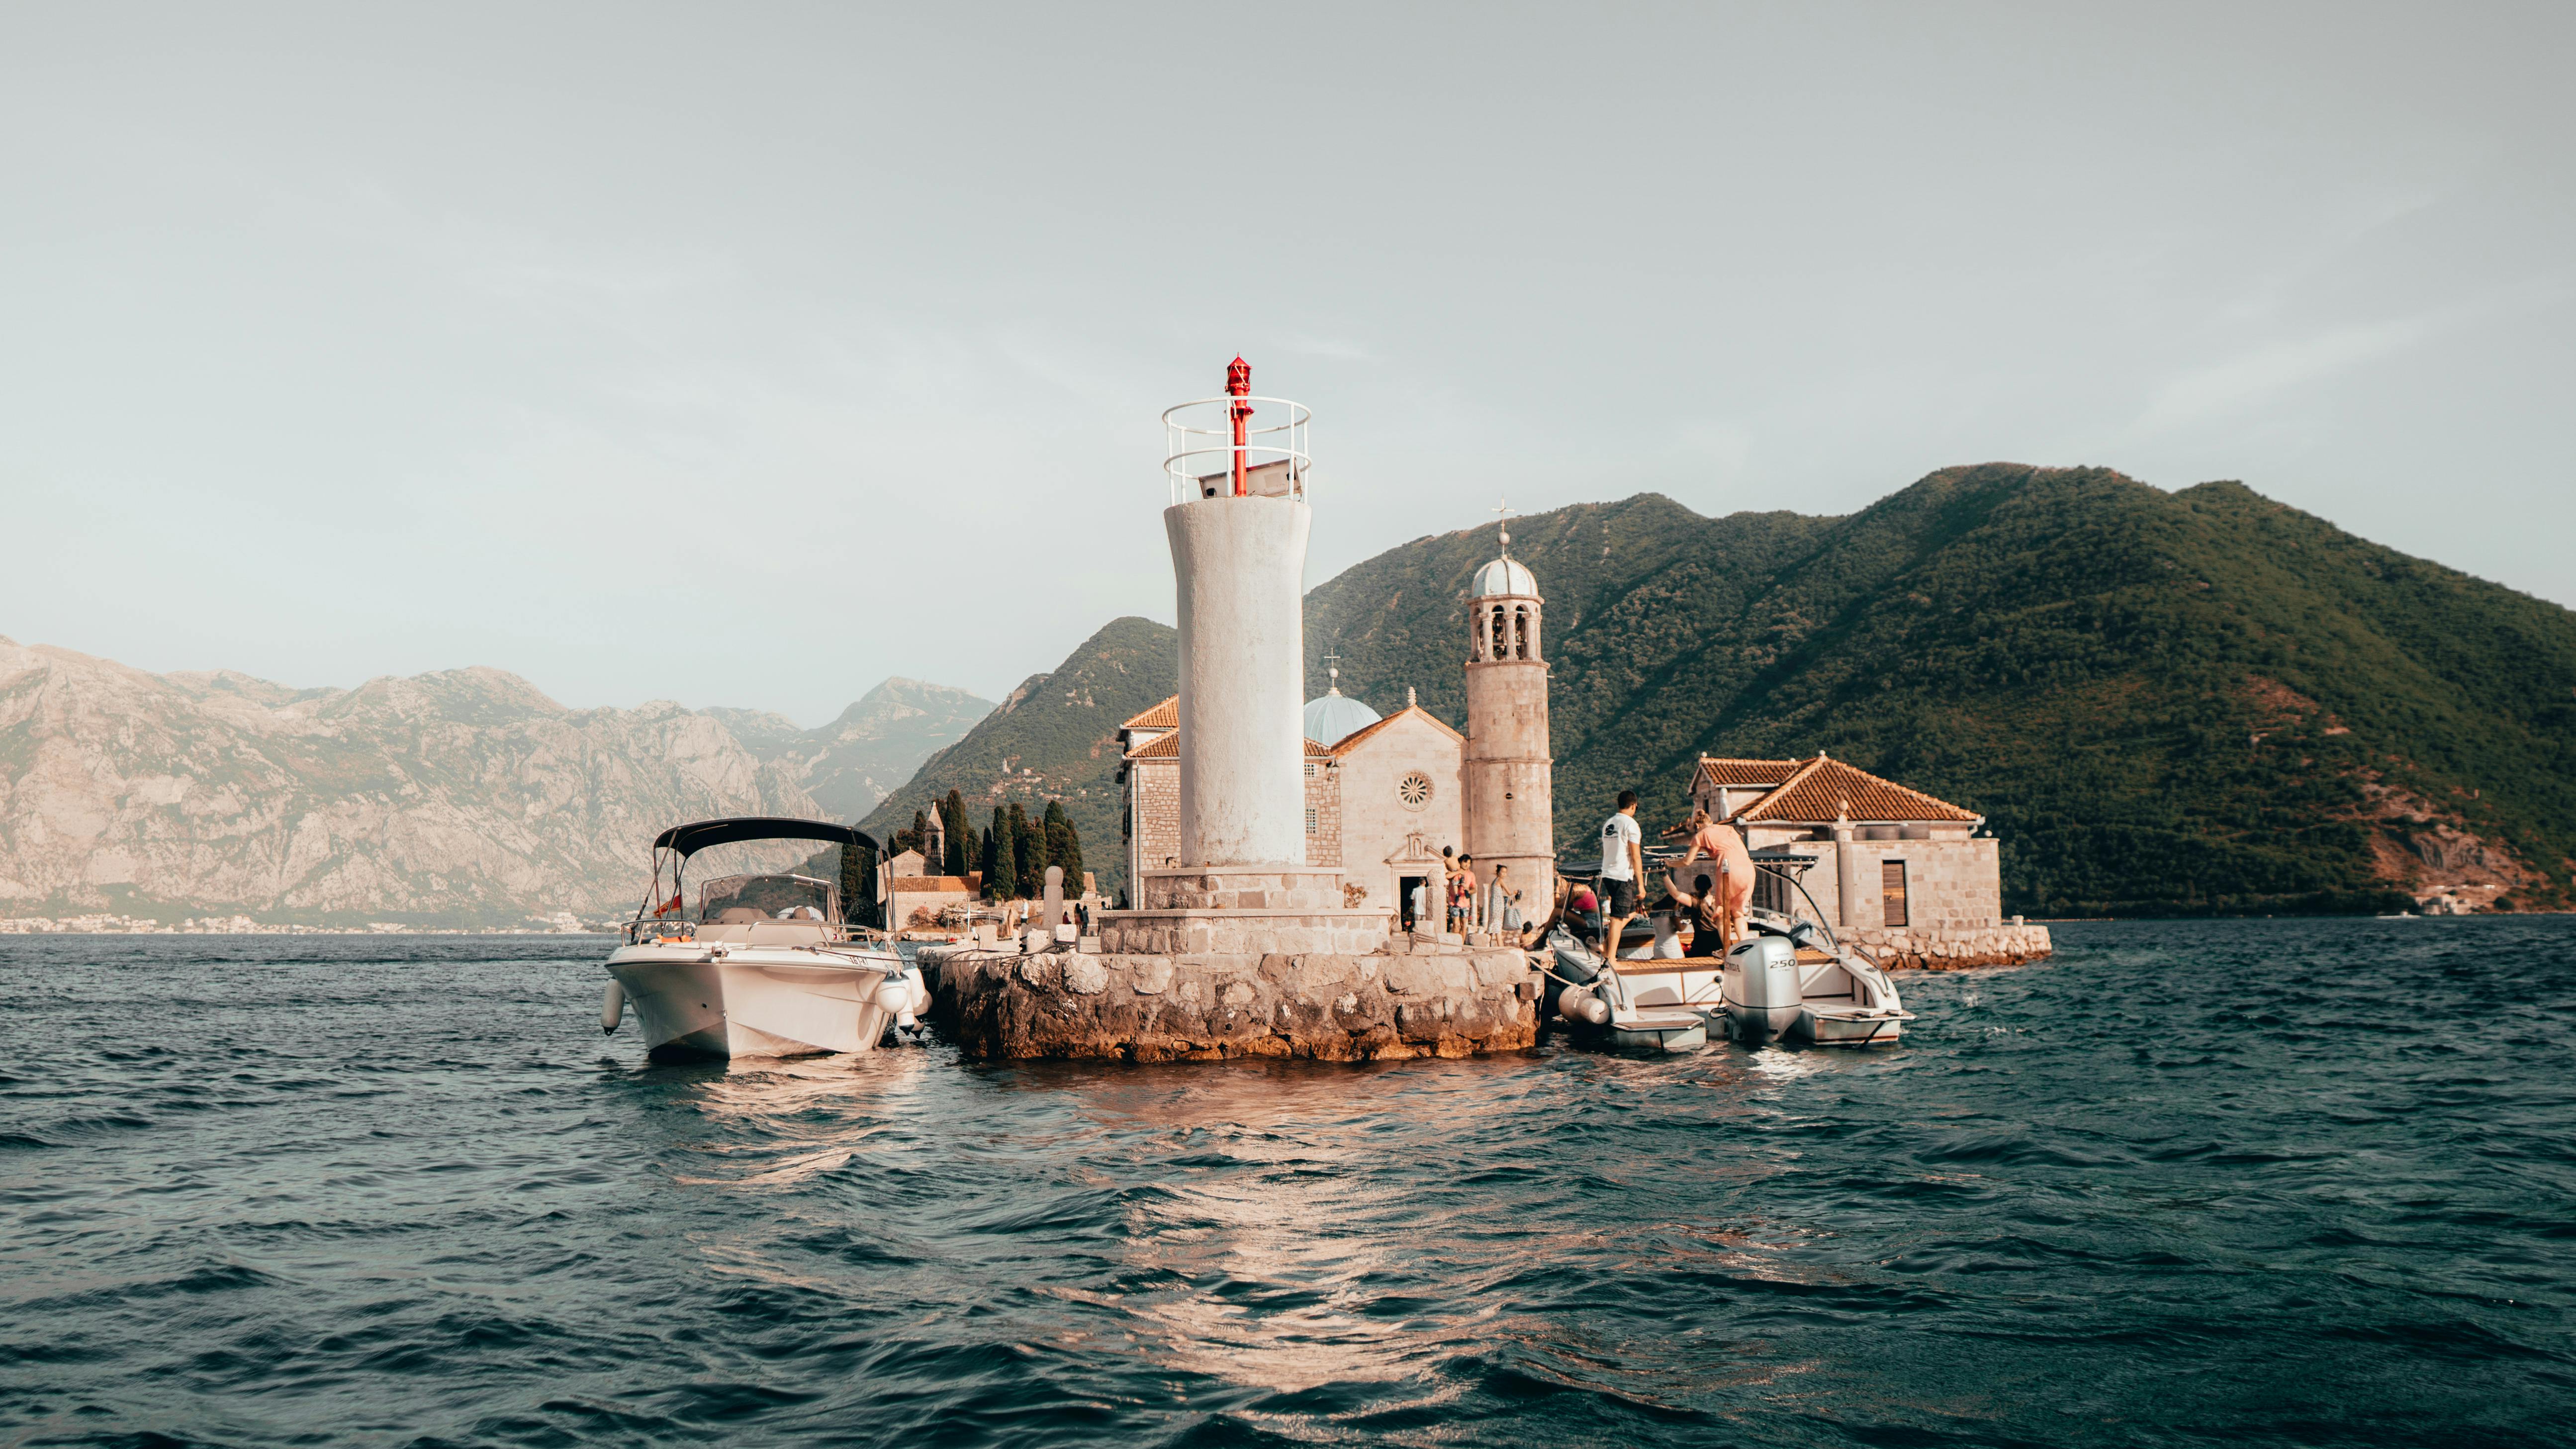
1840, 922, 2055, 971
922, 940, 1544, 1063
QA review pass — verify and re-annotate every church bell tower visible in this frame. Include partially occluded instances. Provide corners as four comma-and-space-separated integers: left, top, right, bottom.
1462, 508, 1555, 913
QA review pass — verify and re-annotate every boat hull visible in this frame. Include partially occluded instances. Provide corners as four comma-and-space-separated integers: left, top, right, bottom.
606, 943, 904, 1060
1604, 1009, 1708, 1053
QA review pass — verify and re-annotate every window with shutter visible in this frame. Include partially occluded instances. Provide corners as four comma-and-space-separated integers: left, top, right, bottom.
1881, 860, 1909, 927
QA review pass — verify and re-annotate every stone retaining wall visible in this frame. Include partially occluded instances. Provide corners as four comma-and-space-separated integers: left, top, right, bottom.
1841, 922, 2053, 971
923, 942, 1542, 1064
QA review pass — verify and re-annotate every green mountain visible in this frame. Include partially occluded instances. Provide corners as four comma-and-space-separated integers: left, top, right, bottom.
859, 617, 1177, 896
869, 467, 2576, 916
1312, 467, 2576, 916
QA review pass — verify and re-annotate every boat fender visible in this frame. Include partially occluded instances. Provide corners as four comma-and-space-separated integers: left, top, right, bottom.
1557, 986, 1611, 1026
875, 979, 913, 1014
908, 976, 933, 1016
600, 981, 624, 1035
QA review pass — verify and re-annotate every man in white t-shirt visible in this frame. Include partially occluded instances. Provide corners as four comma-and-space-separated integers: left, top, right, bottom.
1597, 790, 1644, 958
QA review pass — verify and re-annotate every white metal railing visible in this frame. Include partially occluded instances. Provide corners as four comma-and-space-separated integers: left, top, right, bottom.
1162, 394, 1311, 505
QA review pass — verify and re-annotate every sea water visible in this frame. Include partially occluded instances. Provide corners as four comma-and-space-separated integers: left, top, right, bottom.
3, 918, 2571, 1446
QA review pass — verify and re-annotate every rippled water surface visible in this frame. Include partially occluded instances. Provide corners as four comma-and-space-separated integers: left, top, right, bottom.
6, 918, 2575, 1446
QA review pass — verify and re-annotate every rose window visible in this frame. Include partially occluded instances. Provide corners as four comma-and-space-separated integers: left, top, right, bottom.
1397, 771, 1434, 810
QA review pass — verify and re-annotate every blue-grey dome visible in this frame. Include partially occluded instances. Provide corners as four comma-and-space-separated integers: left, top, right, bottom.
1303, 686, 1382, 747
1472, 556, 1539, 597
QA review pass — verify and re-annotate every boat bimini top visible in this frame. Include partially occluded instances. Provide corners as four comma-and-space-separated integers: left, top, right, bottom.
652, 817, 880, 858
635, 817, 885, 938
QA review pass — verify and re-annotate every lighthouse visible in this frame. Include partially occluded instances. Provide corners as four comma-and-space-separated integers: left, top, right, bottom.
1162, 359, 1313, 868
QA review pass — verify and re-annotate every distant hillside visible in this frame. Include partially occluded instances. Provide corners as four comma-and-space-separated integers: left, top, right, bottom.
873, 470, 2576, 917
715, 678, 993, 820
0, 642, 820, 925
860, 618, 1177, 897
0, 640, 993, 925
1310, 470, 2576, 916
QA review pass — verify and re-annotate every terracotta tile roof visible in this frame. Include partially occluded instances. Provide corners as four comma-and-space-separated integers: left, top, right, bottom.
1121, 696, 1178, 730
1125, 729, 1332, 761
889, 876, 972, 892
1328, 704, 1466, 756
1693, 756, 1803, 790
1734, 754, 1981, 824
1126, 731, 1180, 760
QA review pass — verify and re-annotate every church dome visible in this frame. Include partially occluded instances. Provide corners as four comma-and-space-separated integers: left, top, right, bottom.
1303, 683, 1382, 747
1471, 556, 1539, 597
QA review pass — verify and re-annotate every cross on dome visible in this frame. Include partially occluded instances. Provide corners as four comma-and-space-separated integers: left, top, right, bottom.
1491, 498, 1514, 555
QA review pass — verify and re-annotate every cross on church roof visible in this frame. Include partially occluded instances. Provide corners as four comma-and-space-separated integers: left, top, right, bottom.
1492, 498, 1514, 555
1323, 650, 1342, 691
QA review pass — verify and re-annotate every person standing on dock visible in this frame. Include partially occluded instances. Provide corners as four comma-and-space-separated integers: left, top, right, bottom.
1598, 790, 1644, 959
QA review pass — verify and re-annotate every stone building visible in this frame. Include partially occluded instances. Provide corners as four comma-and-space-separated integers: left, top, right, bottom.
1685, 752, 2048, 968
1119, 723, 1338, 885
1117, 529, 1553, 930
1461, 546, 1554, 917
881, 854, 968, 937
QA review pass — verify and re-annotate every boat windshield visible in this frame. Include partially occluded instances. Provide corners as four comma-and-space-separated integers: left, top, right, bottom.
697, 873, 838, 925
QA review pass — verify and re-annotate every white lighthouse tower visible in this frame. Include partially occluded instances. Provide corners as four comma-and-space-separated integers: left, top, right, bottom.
1164, 358, 1313, 868
1104, 359, 1379, 959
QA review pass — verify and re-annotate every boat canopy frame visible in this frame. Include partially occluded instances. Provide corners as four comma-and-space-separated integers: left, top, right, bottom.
653, 817, 879, 858
637, 817, 884, 927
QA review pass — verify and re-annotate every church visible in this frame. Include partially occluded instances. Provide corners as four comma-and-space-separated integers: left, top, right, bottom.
1118, 527, 1555, 932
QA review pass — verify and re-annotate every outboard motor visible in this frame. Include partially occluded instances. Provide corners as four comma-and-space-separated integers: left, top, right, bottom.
1723, 936, 1804, 1043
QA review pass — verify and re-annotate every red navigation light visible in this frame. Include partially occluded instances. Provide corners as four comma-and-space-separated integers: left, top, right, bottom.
1226, 356, 1253, 496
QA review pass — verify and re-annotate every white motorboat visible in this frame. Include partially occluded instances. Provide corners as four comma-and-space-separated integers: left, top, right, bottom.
1545, 875, 1915, 1048
598, 817, 928, 1061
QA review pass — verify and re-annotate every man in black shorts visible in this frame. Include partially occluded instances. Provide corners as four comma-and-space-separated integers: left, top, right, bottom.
1597, 789, 1644, 957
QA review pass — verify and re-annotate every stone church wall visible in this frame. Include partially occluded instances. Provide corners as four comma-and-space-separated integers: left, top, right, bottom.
1333, 715, 1465, 915
1132, 760, 1180, 876
1305, 759, 1340, 868
1129, 755, 1339, 879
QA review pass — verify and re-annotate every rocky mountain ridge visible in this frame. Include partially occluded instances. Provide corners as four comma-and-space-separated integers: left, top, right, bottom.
0, 639, 986, 926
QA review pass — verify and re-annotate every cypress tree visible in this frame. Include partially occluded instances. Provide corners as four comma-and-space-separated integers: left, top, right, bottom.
940, 790, 970, 877
841, 841, 879, 929
902, 809, 928, 863
1010, 801, 1043, 897
985, 805, 1016, 900
1043, 800, 1084, 892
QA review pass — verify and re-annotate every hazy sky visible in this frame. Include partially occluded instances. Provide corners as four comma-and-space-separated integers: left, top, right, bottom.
4, 3, 2568, 724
